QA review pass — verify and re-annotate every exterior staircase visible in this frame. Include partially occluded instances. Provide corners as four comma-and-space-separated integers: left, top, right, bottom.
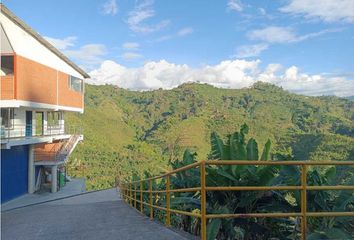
54, 135, 81, 163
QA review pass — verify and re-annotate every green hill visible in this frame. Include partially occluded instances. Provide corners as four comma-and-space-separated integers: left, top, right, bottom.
65, 82, 354, 190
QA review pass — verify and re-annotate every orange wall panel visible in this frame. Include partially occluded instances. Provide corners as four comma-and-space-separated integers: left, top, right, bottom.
0, 76, 14, 99
58, 72, 83, 109
15, 55, 83, 109
34, 141, 64, 161
16, 55, 57, 104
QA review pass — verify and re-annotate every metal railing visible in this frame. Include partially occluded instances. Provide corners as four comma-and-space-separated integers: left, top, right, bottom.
34, 135, 81, 162
0, 124, 83, 140
118, 160, 354, 240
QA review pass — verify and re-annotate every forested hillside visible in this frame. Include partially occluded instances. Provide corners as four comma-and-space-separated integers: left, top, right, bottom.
65, 82, 354, 190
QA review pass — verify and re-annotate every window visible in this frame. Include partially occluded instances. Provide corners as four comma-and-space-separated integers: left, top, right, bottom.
47, 112, 62, 128
69, 76, 83, 93
1, 108, 14, 129
0, 55, 14, 76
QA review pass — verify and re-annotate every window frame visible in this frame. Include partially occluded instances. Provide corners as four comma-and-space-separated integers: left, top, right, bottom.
1, 108, 14, 129
0, 55, 14, 76
47, 111, 62, 129
68, 75, 83, 94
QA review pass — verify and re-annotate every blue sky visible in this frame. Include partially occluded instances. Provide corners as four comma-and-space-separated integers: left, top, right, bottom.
3, 0, 354, 96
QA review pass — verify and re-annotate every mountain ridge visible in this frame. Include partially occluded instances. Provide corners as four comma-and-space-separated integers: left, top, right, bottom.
66, 82, 354, 190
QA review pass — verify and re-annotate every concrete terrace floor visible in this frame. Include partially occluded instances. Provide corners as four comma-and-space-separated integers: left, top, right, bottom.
1, 188, 191, 240
1, 178, 86, 211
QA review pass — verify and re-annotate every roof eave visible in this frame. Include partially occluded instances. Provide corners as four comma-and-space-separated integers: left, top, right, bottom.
0, 3, 90, 79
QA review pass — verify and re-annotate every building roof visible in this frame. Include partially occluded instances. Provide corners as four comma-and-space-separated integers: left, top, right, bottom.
0, 4, 90, 78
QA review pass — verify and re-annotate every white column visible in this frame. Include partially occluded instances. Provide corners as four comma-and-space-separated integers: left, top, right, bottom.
51, 165, 58, 193
44, 111, 48, 136
28, 144, 35, 193
32, 111, 35, 136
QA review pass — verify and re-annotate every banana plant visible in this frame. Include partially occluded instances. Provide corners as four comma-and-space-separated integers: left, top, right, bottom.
170, 150, 201, 234
206, 124, 295, 239
164, 123, 352, 239
273, 166, 354, 239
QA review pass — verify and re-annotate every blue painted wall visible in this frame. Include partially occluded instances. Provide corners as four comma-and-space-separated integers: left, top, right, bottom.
1, 145, 29, 203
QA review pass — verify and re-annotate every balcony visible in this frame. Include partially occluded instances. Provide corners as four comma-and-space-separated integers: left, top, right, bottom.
0, 124, 83, 148
34, 135, 81, 164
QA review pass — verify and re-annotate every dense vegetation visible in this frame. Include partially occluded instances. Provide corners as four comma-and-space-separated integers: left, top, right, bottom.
129, 124, 354, 239
65, 82, 354, 190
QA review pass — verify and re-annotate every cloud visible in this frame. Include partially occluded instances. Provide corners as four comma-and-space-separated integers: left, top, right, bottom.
247, 26, 297, 43
258, 8, 266, 16
88, 59, 354, 97
121, 43, 142, 60
122, 42, 140, 50
227, 0, 243, 12
280, 0, 354, 23
44, 36, 108, 70
44, 36, 77, 50
121, 52, 143, 61
260, 65, 354, 97
88, 60, 190, 89
247, 26, 340, 44
64, 44, 107, 70
155, 35, 173, 42
294, 28, 343, 42
177, 27, 194, 36
235, 44, 269, 58
127, 0, 170, 33
156, 27, 194, 42
101, 0, 118, 15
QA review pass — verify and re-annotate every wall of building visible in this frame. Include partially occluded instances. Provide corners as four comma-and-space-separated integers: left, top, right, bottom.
43, 111, 65, 136
15, 55, 83, 109
16, 55, 57, 104
0, 12, 83, 79
58, 71, 83, 109
1, 145, 29, 203
0, 75, 14, 99
34, 141, 64, 161
2, 108, 65, 138
1, 12, 85, 111
1, 107, 26, 138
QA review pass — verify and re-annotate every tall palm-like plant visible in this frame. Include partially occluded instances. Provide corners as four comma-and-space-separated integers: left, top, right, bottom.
206, 124, 295, 239
165, 123, 352, 239
272, 165, 354, 239
210, 124, 271, 161
170, 150, 201, 234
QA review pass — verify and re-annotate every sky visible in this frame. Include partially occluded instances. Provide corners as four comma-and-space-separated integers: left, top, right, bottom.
3, 0, 354, 96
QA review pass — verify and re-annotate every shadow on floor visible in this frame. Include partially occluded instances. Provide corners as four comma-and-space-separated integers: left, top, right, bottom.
1, 188, 191, 240
1, 178, 86, 211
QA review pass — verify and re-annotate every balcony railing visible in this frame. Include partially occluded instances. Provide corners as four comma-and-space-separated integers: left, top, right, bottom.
0, 124, 83, 140
34, 135, 81, 163
118, 160, 354, 240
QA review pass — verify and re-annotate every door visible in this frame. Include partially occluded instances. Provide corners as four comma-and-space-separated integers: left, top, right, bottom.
1, 145, 29, 203
35, 112, 44, 136
25, 111, 32, 137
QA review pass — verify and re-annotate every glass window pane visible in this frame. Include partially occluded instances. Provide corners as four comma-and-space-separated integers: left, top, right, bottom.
69, 76, 83, 93
47, 111, 61, 127
1, 108, 13, 128
0, 56, 14, 76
